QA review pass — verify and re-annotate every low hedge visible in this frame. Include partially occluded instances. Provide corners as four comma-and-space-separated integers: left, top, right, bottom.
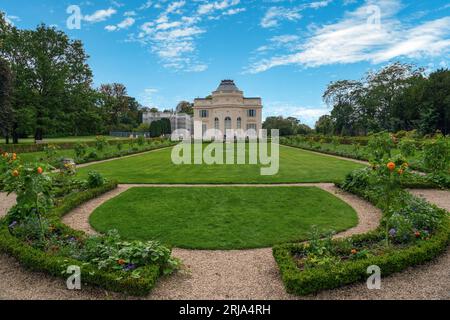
0, 137, 169, 153
73, 141, 177, 166
0, 180, 163, 296
273, 217, 450, 296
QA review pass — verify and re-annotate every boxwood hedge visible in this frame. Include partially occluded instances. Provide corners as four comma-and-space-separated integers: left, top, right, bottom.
272, 197, 450, 296
0, 181, 163, 296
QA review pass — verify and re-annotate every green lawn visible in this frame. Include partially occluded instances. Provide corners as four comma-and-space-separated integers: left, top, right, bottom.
90, 187, 358, 249
76, 144, 364, 183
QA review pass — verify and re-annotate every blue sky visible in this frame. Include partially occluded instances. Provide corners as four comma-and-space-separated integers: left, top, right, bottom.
1, 0, 450, 127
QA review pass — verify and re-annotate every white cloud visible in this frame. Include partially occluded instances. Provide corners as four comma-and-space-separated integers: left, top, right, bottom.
3, 13, 20, 26
117, 17, 135, 29
139, 1, 153, 10
166, 1, 186, 14
248, 0, 450, 73
84, 8, 117, 23
260, 1, 333, 28
261, 7, 302, 28
264, 102, 329, 127
105, 17, 135, 31
124, 11, 137, 16
105, 25, 118, 31
223, 8, 246, 16
197, 0, 240, 15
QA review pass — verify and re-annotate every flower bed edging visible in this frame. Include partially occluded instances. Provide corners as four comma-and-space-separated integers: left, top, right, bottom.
272, 201, 450, 296
0, 181, 163, 296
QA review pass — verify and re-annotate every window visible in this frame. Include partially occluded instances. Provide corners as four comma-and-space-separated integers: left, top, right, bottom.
247, 109, 256, 117
247, 123, 257, 130
214, 117, 219, 129
200, 110, 209, 118
237, 117, 241, 129
224, 117, 232, 130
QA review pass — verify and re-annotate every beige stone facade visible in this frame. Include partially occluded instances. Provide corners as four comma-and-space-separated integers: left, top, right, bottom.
193, 80, 262, 138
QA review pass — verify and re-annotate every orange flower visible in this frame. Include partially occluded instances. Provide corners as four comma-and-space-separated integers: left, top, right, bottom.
351, 249, 357, 255
12, 153, 17, 160
415, 231, 421, 238
117, 259, 126, 265
37, 167, 43, 174
398, 169, 404, 175
3, 152, 9, 158
12, 170, 19, 177
387, 162, 396, 172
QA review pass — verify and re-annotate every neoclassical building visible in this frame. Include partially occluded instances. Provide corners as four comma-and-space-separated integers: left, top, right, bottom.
193, 80, 263, 138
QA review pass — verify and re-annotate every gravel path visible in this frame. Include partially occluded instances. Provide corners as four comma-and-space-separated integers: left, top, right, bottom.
1, 186, 449, 300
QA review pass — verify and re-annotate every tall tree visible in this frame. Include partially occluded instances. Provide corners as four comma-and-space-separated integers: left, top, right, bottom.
176, 100, 194, 115
0, 58, 13, 143
419, 69, 450, 135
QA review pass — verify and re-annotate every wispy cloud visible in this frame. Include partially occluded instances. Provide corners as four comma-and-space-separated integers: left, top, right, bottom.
260, 0, 333, 28
129, 0, 243, 72
84, 8, 117, 23
105, 17, 135, 31
247, 0, 450, 73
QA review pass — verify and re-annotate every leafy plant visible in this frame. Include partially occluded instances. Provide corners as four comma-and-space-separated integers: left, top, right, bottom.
74, 143, 88, 159
422, 135, 449, 174
398, 138, 416, 157
95, 136, 108, 152
87, 170, 105, 188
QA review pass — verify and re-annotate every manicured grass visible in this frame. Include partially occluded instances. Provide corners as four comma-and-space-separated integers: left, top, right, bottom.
90, 187, 358, 249
76, 144, 364, 183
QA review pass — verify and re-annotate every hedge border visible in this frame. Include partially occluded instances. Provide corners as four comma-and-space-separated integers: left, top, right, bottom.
281, 142, 450, 189
0, 137, 170, 154
0, 181, 163, 296
272, 197, 450, 296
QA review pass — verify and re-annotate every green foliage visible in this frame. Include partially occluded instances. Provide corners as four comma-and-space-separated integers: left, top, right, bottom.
398, 138, 416, 157
263, 116, 312, 136
367, 132, 396, 162
43, 144, 60, 163
95, 136, 108, 152
87, 170, 105, 188
74, 142, 88, 159
137, 135, 145, 146
274, 169, 450, 296
422, 135, 449, 173
76, 230, 180, 275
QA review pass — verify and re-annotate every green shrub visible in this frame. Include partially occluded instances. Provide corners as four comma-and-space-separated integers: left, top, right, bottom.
398, 139, 416, 157
95, 136, 109, 152
74, 143, 88, 159
87, 171, 105, 188
0, 181, 169, 296
422, 135, 449, 174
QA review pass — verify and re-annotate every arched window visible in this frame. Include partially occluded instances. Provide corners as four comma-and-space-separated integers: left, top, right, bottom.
214, 117, 219, 129
224, 117, 232, 130
237, 117, 241, 129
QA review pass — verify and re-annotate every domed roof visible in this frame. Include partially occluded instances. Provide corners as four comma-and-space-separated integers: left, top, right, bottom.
215, 80, 240, 92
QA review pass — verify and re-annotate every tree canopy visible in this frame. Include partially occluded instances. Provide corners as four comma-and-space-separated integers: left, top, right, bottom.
321, 62, 449, 136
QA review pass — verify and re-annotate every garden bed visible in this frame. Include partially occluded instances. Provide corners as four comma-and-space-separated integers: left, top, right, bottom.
0, 181, 173, 296
272, 163, 450, 296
